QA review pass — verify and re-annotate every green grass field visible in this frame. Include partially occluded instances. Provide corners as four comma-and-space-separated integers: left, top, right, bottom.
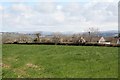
2, 44, 118, 78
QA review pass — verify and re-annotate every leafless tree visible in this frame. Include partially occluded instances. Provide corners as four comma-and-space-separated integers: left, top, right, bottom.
2, 33, 13, 43
52, 32, 62, 44
18, 34, 33, 43
88, 27, 99, 36
71, 33, 81, 43
87, 27, 100, 42
34, 33, 41, 43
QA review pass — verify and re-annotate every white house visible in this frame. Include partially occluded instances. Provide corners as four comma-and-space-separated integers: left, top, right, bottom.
117, 38, 120, 44
99, 37, 111, 44
80, 37, 86, 43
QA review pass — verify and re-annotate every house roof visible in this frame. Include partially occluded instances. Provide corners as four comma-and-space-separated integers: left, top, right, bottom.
82, 36, 118, 43
82, 36, 101, 42
104, 37, 118, 43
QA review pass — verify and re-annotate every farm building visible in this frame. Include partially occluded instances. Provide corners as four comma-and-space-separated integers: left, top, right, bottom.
82, 36, 101, 43
81, 36, 118, 44
98, 37, 110, 44
98, 37, 118, 44
80, 37, 86, 43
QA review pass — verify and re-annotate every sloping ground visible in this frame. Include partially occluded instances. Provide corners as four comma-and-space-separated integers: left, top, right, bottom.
2, 44, 118, 78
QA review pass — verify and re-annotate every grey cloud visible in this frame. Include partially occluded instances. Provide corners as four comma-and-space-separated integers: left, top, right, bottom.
33, 2, 57, 13
2, 2, 118, 32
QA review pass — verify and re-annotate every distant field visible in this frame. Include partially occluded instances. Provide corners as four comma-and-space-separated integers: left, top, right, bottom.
2, 44, 118, 78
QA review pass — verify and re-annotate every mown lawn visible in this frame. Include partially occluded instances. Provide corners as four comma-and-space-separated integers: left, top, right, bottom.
2, 44, 118, 78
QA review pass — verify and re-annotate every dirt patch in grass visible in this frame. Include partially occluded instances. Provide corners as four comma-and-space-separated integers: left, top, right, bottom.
13, 68, 29, 78
26, 63, 44, 71
26, 63, 38, 68
2, 63, 10, 69
13, 63, 44, 77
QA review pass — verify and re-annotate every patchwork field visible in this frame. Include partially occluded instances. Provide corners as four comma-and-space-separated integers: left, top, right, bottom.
2, 44, 118, 78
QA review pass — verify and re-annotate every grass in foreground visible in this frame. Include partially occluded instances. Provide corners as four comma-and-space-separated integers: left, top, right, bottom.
2, 44, 118, 78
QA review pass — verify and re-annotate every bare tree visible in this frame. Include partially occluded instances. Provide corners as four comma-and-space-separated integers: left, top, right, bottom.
18, 34, 33, 43
88, 27, 99, 36
87, 27, 100, 42
71, 34, 77, 43
34, 33, 41, 43
71, 33, 81, 43
52, 32, 62, 45
2, 32, 14, 43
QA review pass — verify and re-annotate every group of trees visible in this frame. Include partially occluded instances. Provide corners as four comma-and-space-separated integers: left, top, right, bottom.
2, 27, 101, 44
2, 33, 33, 43
33, 27, 100, 44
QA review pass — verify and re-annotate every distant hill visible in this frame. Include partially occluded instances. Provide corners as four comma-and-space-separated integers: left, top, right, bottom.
98, 30, 118, 37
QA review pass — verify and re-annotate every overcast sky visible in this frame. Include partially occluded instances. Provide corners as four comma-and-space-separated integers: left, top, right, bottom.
0, 0, 119, 32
